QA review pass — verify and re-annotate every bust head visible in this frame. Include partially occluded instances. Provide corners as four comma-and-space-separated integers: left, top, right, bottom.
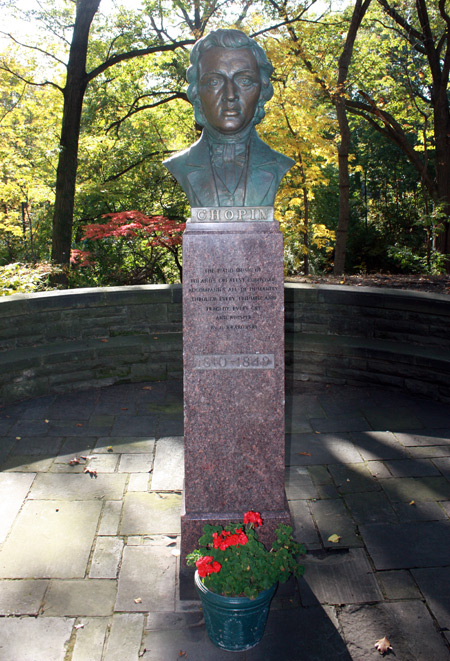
187, 29, 274, 134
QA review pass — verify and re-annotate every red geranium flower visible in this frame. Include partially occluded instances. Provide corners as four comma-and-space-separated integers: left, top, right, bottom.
243, 511, 263, 527
196, 555, 221, 578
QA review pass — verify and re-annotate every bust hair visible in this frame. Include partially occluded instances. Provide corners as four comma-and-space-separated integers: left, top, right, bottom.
187, 29, 274, 127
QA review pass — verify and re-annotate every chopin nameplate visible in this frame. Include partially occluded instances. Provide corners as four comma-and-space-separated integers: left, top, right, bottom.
194, 354, 275, 370
190, 207, 274, 223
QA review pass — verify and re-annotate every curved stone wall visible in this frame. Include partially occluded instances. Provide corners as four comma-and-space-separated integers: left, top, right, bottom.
1, 283, 449, 404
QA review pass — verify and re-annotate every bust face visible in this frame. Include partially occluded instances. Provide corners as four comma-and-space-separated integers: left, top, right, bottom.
198, 47, 262, 135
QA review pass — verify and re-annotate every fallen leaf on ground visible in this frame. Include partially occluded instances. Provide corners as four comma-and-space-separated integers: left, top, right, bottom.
178, 652, 187, 658
328, 534, 341, 543
142, 386, 152, 390
121, 407, 128, 410
84, 467, 97, 478
134, 597, 142, 604
45, 419, 49, 423
100, 339, 109, 343
76, 423, 83, 427
374, 636, 393, 655
409, 500, 415, 506
298, 452, 312, 456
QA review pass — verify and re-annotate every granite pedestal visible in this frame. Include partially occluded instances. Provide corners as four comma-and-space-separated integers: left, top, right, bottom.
180, 216, 290, 594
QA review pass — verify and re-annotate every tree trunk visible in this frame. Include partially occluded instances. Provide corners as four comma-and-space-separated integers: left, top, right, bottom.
51, 0, 101, 273
433, 88, 450, 262
333, 0, 372, 275
333, 97, 351, 275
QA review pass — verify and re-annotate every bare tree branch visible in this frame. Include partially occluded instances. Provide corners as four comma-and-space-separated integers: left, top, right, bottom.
0, 30, 68, 67
0, 60, 64, 92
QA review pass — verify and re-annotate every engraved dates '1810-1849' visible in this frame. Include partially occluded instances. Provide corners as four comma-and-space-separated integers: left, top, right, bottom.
194, 353, 275, 370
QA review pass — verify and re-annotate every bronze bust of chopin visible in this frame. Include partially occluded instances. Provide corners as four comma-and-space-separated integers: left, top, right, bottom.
164, 29, 295, 208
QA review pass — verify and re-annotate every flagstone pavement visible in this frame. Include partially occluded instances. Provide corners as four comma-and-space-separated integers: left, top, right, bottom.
1, 379, 450, 660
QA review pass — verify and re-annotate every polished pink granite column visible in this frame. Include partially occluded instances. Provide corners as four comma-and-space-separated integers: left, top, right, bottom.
180, 219, 290, 592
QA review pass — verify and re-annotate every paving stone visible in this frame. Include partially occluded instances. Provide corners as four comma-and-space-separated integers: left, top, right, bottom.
128, 472, 150, 491
0, 616, 74, 661
287, 393, 325, 417
126, 534, 178, 548
413, 402, 450, 428
1, 455, 54, 472
157, 418, 184, 437
392, 501, 447, 521
299, 548, 382, 605
344, 491, 398, 525
307, 464, 333, 485
0, 579, 48, 615
361, 405, 423, 431
377, 570, 422, 600
328, 464, 380, 494
98, 500, 122, 535
408, 445, 450, 458
395, 430, 450, 446
0, 472, 35, 543
285, 466, 318, 499
310, 415, 372, 433
12, 436, 63, 455
349, 431, 406, 460
412, 567, 450, 629
89, 536, 124, 578
286, 433, 363, 466
285, 398, 316, 433
95, 437, 155, 453
366, 460, 392, 479
29, 473, 127, 500
359, 521, 450, 569
432, 456, 450, 478
143, 606, 352, 661
118, 453, 154, 473
0, 436, 14, 463
120, 492, 182, 535
9, 419, 58, 437
51, 454, 119, 473
440, 501, 450, 518
151, 437, 184, 490
111, 415, 158, 437
0, 500, 101, 578
317, 484, 340, 499
338, 601, 449, 661
384, 458, 440, 477
49, 419, 111, 436
55, 437, 96, 463
48, 392, 98, 419
310, 499, 362, 548
89, 414, 114, 428
379, 476, 450, 501
103, 613, 145, 661
71, 617, 109, 661
44, 579, 117, 616
115, 545, 176, 612
144, 401, 184, 415
288, 500, 321, 549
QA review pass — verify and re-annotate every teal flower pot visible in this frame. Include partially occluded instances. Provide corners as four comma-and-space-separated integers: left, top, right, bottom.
195, 571, 277, 651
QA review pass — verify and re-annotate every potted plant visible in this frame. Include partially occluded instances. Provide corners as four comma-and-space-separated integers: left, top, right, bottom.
186, 511, 305, 651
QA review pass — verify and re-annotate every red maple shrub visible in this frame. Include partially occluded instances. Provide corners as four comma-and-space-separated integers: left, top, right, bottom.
70, 211, 185, 286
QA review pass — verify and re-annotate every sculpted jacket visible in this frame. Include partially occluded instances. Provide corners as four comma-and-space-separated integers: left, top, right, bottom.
163, 130, 295, 208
